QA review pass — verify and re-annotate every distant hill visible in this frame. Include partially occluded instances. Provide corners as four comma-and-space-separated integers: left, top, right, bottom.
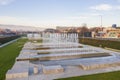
0, 24, 45, 31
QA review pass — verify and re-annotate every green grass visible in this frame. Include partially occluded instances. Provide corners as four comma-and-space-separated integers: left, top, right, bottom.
0, 38, 27, 80
56, 71, 120, 80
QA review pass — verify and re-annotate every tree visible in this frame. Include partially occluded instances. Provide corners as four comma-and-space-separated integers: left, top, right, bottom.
80, 27, 89, 37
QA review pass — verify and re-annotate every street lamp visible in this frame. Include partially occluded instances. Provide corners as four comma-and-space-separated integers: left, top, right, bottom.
99, 15, 103, 38
100, 15, 102, 27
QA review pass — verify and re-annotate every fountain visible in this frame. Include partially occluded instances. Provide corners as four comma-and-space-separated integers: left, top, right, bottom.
6, 33, 120, 80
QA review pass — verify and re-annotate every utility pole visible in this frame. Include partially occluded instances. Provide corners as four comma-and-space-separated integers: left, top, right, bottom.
100, 15, 103, 38
100, 15, 102, 27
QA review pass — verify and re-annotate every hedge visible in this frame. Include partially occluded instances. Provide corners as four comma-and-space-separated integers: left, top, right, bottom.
0, 36, 20, 45
79, 38, 120, 50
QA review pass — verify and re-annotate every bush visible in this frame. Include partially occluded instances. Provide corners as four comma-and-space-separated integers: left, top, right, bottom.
79, 38, 120, 50
0, 36, 20, 45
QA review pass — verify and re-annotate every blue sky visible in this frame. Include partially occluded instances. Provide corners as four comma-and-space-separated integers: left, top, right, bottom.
0, 0, 120, 28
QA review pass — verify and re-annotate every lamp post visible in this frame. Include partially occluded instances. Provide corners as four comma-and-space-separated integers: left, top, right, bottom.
100, 15, 102, 28
99, 15, 103, 38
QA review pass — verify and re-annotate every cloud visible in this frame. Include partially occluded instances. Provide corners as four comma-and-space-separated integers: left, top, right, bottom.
90, 4, 113, 11
68, 13, 104, 19
117, 0, 120, 2
90, 13, 103, 16
0, 16, 62, 27
0, 16, 32, 26
116, 6, 120, 9
68, 16, 88, 19
0, 16, 18, 21
0, 0, 15, 5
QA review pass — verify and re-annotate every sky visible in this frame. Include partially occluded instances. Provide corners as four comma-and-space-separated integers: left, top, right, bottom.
0, 0, 120, 28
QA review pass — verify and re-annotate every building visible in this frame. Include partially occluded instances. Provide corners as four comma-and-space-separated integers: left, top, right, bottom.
56, 26, 78, 33
94, 27, 120, 38
102, 27, 120, 38
44, 28, 59, 33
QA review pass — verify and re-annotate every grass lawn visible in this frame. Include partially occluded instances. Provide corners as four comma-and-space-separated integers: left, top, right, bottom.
56, 71, 120, 80
0, 38, 27, 80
